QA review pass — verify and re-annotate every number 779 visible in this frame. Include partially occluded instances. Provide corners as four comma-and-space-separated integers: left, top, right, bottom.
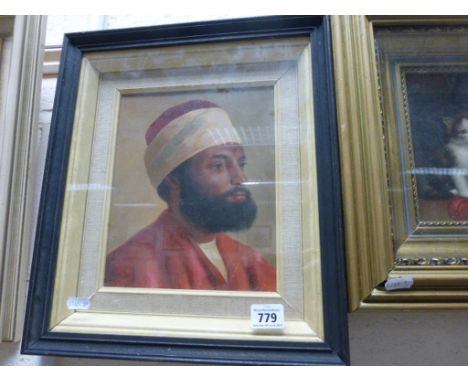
257, 312, 277, 323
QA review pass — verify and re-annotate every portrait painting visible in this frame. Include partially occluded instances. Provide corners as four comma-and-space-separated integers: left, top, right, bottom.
104, 88, 277, 291
22, 17, 350, 364
33, 32, 329, 334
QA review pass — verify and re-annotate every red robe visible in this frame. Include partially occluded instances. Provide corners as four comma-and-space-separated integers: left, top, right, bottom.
105, 210, 276, 291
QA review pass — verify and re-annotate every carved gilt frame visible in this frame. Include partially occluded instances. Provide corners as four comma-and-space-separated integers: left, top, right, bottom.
332, 15, 468, 310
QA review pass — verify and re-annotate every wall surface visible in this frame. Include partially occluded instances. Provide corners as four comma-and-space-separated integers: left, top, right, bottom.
0, 15, 467, 367
349, 310, 468, 365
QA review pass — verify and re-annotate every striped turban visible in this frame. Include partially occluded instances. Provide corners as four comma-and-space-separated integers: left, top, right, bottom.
144, 100, 242, 189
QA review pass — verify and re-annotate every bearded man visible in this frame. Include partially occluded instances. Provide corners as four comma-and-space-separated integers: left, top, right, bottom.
104, 100, 276, 291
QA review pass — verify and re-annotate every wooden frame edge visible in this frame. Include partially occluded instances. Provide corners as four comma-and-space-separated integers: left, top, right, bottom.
0, 16, 46, 341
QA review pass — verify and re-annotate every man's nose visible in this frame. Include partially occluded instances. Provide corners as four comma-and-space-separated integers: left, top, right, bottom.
230, 164, 247, 185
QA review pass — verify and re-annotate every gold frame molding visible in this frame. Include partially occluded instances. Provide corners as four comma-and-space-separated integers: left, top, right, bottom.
332, 15, 468, 311
0, 16, 46, 341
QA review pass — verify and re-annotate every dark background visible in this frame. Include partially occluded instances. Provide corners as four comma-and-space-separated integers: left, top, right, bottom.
406, 71, 468, 169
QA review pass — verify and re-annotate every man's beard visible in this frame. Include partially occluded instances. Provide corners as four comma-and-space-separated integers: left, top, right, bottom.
179, 176, 257, 233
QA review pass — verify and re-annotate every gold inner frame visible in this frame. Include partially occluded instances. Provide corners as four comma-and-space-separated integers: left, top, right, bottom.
50, 37, 325, 342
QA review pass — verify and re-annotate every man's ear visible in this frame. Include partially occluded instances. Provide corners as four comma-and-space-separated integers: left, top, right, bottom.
166, 174, 181, 198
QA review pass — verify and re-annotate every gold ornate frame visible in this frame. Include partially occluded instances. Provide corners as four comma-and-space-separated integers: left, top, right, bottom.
332, 16, 468, 310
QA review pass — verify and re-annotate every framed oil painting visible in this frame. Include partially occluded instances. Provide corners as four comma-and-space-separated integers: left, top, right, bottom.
333, 15, 468, 310
21, 16, 349, 364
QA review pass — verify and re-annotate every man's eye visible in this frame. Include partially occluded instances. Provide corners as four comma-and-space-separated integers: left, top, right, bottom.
211, 162, 224, 170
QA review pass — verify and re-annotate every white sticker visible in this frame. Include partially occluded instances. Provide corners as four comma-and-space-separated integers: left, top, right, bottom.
67, 297, 91, 310
251, 304, 284, 329
384, 277, 414, 291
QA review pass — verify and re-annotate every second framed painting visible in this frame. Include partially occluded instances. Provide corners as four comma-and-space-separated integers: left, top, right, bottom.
22, 16, 349, 364
333, 16, 468, 310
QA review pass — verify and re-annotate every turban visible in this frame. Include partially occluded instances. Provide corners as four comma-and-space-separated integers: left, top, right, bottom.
144, 100, 242, 189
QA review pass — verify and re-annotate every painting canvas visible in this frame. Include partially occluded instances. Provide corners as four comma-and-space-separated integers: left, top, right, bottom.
105, 88, 277, 291
402, 67, 468, 224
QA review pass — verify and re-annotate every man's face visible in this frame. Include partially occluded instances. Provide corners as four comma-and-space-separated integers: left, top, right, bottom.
177, 143, 257, 233
188, 144, 247, 197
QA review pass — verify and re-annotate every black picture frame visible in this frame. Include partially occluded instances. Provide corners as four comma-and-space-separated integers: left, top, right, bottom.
21, 15, 349, 365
